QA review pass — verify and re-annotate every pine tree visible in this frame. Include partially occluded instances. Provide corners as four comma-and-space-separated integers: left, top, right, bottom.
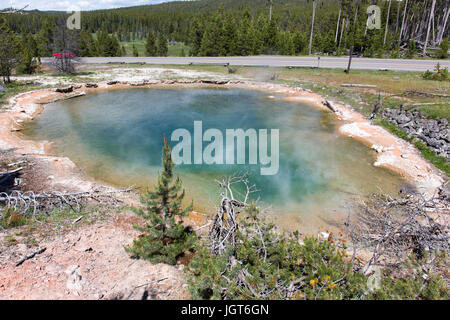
16, 45, 39, 74
190, 18, 204, 56
293, 31, 307, 55
223, 12, 238, 56
264, 18, 278, 53
111, 35, 122, 57
133, 44, 139, 57
156, 33, 168, 56
406, 40, 417, 59
277, 31, 294, 55
36, 18, 54, 57
126, 139, 196, 265
438, 38, 449, 59
322, 30, 337, 55
0, 17, 20, 83
146, 31, 157, 56
78, 31, 96, 57
198, 9, 227, 57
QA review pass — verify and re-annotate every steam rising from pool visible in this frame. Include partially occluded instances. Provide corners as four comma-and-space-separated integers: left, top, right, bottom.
23, 88, 404, 234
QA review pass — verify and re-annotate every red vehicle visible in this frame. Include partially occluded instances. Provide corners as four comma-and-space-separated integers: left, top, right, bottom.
53, 50, 77, 59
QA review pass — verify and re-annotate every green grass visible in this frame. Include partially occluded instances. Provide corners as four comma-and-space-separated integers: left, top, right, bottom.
0, 207, 28, 229
49, 71, 95, 77
272, 66, 450, 120
168, 43, 191, 57
119, 39, 191, 57
6, 236, 17, 244
412, 103, 450, 121
376, 118, 450, 176
0, 81, 44, 110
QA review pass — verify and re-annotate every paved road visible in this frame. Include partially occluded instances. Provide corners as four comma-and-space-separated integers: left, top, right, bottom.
42, 56, 450, 72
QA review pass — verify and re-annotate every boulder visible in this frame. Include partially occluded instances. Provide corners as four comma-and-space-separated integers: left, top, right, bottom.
396, 114, 411, 124
0, 83, 7, 92
55, 86, 74, 93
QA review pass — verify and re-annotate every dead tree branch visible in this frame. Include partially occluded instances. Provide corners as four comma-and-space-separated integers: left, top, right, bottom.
0, 187, 133, 216
209, 172, 258, 255
347, 192, 449, 275
16, 247, 46, 266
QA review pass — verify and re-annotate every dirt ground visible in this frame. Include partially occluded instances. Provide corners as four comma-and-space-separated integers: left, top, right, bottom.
0, 209, 211, 300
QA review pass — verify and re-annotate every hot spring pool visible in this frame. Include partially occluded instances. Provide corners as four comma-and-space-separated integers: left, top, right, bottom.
23, 88, 405, 234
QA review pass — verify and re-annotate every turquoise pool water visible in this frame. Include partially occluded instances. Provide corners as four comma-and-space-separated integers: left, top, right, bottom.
23, 88, 405, 233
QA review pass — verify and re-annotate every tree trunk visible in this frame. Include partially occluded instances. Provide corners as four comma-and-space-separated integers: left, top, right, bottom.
423, 0, 437, 55
269, 2, 273, 21
432, 11, 436, 46
419, 0, 430, 40
384, 0, 392, 46
353, 1, 359, 26
336, 7, 341, 43
438, 6, 450, 44
339, 18, 346, 51
395, 0, 401, 34
345, 46, 354, 74
308, 0, 317, 55
400, 0, 409, 41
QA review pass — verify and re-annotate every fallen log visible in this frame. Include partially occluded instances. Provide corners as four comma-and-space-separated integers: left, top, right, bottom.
0, 187, 133, 215
0, 168, 22, 193
342, 83, 377, 88
16, 247, 46, 266
72, 216, 83, 224
7, 160, 26, 167
323, 100, 337, 113
0, 167, 23, 175
55, 86, 73, 93
404, 90, 450, 98
65, 91, 86, 100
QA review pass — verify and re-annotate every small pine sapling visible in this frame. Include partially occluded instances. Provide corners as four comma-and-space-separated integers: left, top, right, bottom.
126, 138, 196, 265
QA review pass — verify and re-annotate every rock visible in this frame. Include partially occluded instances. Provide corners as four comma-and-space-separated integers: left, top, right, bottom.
129, 81, 147, 87
201, 80, 229, 85
65, 265, 83, 292
371, 144, 384, 153
55, 86, 73, 93
318, 232, 330, 240
0, 83, 7, 92
107, 81, 119, 86
396, 114, 411, 124
381, 107, 449, 160
428, 138, 441, 148
85, 83, 98, 88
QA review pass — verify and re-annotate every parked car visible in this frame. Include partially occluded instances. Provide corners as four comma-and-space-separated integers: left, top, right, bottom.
53, 50, 77, 59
